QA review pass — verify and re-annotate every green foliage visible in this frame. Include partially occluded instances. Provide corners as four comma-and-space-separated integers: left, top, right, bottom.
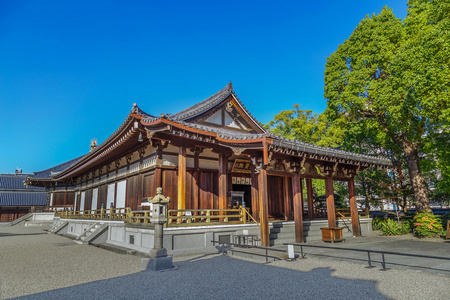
377, 218, 409, 236
324, 1, 450, 212
372, 214, 414, 236
413, 213, 444, 237
372, 218, 384, 231
440, 212, 450, 231
265, 104, 345, 147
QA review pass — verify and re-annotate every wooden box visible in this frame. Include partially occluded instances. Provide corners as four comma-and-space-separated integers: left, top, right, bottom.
321, 227, 344, 243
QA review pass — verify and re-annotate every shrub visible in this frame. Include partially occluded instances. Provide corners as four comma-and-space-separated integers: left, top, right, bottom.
372, 218, 384, 231
439, 212, 450, 231
379, 218, 406, 236
413, 213, 443, 238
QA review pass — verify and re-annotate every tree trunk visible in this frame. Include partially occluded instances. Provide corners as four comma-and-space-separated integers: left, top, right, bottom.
402, 142, 432, 213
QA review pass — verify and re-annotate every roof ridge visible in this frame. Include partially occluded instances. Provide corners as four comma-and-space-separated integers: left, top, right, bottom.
168, 82, 233, 121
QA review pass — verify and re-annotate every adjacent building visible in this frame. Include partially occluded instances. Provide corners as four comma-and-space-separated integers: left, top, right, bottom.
0, 169, 47, 222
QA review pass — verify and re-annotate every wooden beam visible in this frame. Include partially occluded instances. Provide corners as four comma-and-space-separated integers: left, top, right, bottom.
293, 173, 304, 243
218, 153, 228, 210
325, 177, 336, 227
251, 164, 259, 221
177, 146, 186, 210
258, 167, 270, 247
348, 178, 361, 236
306, 178, 314, 220
283, 176, 292, 221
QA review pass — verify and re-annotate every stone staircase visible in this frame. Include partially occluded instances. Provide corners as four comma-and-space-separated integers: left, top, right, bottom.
74, 223, 108, 245
49, 220, 69, 234
10, 213, 33, 226
11, 212, 54, 228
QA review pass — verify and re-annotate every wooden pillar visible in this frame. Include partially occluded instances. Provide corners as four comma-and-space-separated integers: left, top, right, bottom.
348, 178, 361, 236
218, 153, 228, 210
251, 164, 259, 221
325, 177, 336, 227
191, 148, 202, 210
177, 146, 186, 210
293, 173, 304, 243
306, 178, 314, 220
258, 167, 269, 247
283, 176, 292, 221
155, 143, 163, 188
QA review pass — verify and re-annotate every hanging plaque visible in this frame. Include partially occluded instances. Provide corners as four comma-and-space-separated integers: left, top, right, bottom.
231, 159, 252, 174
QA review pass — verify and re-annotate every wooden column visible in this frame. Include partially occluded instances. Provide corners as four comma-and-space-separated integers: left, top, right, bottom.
325, 177, 336, 227
177, 146, 186, 210
258, 167, 269, 247
218, 153, 228, 210
306, 178, 314, 220
283, 176, 292, 221
251, 164, 259, 220
293, 173, 304, 243
191, 148, 202, 210
155, 143, 163, 188
348, 178, 361, 236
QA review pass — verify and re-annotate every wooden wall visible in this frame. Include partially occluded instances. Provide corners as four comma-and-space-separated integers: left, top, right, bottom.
267, 175, 292, 219
52, 192, 75, 207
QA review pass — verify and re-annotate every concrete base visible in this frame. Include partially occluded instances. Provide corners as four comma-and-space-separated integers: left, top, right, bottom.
141, 256, 173, 271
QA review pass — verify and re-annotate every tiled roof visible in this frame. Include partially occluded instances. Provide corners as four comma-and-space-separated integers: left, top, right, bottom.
53, 104, 150, 180
131, 103, 154, 118
31, 155, 87, 179
142, 82, 266, 133
169, 82, 234, 122
155, 118, 391, 166
0, 192, 47, 206
0, 174, 46, 190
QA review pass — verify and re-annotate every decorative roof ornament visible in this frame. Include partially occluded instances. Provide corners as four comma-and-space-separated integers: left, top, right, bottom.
90, 138, 98, 152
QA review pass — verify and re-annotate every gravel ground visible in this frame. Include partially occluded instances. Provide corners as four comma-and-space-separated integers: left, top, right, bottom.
1, 225, 449, 300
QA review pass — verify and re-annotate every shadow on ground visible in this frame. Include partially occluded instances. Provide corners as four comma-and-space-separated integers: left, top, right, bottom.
14, 256, 388, 300
0, 232, 46, 237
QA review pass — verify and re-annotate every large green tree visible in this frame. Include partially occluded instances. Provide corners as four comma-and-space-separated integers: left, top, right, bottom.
265, 104, 345, 147
324, 0, 450, 212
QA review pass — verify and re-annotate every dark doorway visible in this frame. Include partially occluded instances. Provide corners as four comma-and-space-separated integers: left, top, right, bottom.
232, 184, 252, 213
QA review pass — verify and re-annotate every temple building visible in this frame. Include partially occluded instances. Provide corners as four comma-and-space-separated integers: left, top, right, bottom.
0, 169, 47, 222
27, 83, 391, 247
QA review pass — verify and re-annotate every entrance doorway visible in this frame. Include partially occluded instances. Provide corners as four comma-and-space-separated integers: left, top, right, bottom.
232, 184, 252, 214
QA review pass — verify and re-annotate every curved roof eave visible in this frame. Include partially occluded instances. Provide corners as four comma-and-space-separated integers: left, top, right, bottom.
53, 104, 153, 180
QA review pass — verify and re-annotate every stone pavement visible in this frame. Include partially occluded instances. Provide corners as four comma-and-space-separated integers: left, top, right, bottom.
0, 225, 449, 300
272, 233, 450, 276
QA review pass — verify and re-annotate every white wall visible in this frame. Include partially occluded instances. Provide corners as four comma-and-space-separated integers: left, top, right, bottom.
80, 192, 85, 212
91, 188, 98, 211
116, 180, 126, 208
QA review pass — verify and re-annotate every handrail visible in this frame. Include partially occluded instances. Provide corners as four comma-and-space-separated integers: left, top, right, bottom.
284, 242, 450, 271
55, 207, 259, 227
243, 209, 260, 229
167, 208, 248, 225
336, 212, 352, 233
211, 240, 285, 263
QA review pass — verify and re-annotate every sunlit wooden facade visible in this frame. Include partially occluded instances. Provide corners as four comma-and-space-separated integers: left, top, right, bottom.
27, 83, 391, 246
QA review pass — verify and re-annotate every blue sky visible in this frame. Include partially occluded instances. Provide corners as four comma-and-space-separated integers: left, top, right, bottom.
0, 0, 408, 174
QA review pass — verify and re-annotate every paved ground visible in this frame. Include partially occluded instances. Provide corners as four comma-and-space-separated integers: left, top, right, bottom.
0, 225, 449, 300
272, 233, 450, 276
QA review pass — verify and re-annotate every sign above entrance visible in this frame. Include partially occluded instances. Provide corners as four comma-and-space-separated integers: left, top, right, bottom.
232, 177, 251, 185
231, 159, 251, 174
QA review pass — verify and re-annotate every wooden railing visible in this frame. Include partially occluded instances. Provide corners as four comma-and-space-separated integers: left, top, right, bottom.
167, 208, 247, 226
54, 207, 152, 223
335, 208, 370, 219
55, 207, 256, 227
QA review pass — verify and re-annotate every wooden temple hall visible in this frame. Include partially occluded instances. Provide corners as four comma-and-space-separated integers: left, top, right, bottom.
27, 83, 391, 247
